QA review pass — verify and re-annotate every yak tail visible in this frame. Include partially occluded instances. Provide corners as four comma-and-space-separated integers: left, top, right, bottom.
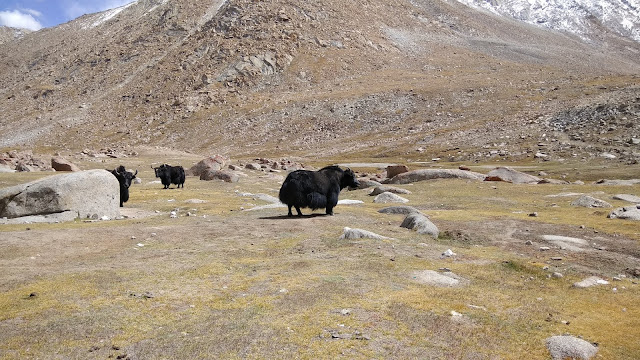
307, 192, 327, 210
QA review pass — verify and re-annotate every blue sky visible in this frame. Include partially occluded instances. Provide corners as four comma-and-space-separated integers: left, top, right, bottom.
0, 0, 134, 30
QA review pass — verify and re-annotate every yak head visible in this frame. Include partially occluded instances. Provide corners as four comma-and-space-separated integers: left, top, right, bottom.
112, 165, 137, 188
341, 168, 360, 189
153, 164, 169, 178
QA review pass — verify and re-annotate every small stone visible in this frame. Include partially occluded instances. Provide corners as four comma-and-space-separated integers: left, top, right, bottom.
540, 246, 551, 251
552, 272, 563, 278
525, 240, 533, 245
442, 249, 456, 257
529, 212, 538, 217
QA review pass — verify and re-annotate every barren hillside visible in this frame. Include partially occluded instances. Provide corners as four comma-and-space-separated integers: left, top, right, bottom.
0, 0, 639, 162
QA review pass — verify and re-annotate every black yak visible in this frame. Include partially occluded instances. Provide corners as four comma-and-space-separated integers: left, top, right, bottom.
278, 165, 360, 216
153, 164, 185, 189
110, 165, 137, 207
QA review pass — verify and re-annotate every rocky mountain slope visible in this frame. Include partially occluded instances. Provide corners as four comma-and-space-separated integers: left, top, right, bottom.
0, 0, 639, 163
0, 26, 31, 44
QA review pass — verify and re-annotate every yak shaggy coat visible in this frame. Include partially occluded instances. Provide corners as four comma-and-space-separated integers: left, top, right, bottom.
278, 166, 360, 216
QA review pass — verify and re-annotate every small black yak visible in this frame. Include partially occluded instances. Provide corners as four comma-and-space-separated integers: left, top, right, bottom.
279, 165, 360, 217
153, 164, 185, 189
110, 165, 137, 207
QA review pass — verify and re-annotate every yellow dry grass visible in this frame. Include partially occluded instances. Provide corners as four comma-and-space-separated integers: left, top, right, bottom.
0, 157, 639, 359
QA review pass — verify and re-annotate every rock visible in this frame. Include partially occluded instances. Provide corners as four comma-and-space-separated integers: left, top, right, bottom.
545, 335, 598, 360
386, 165, 409, 178
442, 249, 456, 257
570, 195, 612, 208
337, 199, 364, 205
352, 179, 382, 189
386, 169, 485, 184
401, 213, 439, 238
51, 156, 81, 172
378, 206, 421, 215
411, 270, 466, 287
184, 199, 207, 204
369, 186, 412, 196
573, 276, 609, 288
538, 178, 570, 184
373, 192, 409, 203
200, 170, 239, 183
0, 211, 78, 225
612, 194, 640, 203
600, 152, 617, 159
608, 205, 640, 220
187, 155, 227, 177
0, 169, 119, 220
595, 179, 640, 186
485, 167, 541, 184
245, 163, 262, 170
0, 164, 15, 173
339, 227, 393, 240
15, 162, 33, 172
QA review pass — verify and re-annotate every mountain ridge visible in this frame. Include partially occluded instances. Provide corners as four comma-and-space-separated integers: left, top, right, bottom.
0, 0, 639, 163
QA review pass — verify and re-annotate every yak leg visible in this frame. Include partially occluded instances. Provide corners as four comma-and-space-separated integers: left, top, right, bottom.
326, 191, 339, 215
287, 205, 293, 217
295, 206, 303, 216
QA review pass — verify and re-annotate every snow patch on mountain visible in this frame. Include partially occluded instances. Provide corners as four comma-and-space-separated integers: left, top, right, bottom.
456, 0, 640, 43
81, 1, 138, 29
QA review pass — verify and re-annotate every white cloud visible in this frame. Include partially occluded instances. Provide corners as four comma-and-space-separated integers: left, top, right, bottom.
22, 8, 43, 18
0, 10, 43, 31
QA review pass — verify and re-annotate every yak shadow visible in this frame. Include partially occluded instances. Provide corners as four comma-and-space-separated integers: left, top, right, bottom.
259, 213, 332, 220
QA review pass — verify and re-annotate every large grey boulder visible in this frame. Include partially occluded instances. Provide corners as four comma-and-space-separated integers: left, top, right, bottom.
369, 186, 412, 196
485, 167, 541, 184
612, 194, 640, 203
571, 195, 612, 208
378, 206, 421, 215
187, 155, 227, 177
339, 227, 393, 240
609, 205, 640, 220
386, 169, 485, 184
595, 179, 640, 186
545, 335, 598, 360
200, 169, 239, 183
400, 213, 439, 238
352, 179, 382, 189
0, 169, 120, 220
373, 192, 409, 203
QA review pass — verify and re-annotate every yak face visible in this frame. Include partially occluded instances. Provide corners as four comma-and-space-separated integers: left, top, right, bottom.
341, 168, 360, 189
112, 166, 137, 189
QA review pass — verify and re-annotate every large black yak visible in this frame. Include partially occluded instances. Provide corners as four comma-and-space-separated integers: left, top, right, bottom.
153, 164, 185, 189
110, 165, 137, 207
278, 165, 360, 217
